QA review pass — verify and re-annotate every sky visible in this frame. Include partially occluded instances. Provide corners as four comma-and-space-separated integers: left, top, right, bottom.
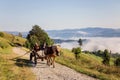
0, 0, 120, 31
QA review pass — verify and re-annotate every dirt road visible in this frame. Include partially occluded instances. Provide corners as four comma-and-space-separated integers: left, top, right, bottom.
13, 47, 98, 80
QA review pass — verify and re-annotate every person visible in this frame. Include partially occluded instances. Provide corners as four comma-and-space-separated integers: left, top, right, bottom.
33, 43, 40, 52
40, 42, 46, 61
42, 42, 46, 51
40, 42, 46, 50
30, 42, 40, 64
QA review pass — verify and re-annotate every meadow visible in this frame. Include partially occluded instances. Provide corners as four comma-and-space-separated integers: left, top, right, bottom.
56, 49, 120, 80
0, 31, 120, 80
0, 32, 35, 80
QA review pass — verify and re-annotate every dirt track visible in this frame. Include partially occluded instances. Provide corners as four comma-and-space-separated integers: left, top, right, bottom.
13, 47, 98, 80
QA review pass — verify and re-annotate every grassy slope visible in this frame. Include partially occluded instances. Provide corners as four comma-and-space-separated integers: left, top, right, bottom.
0, 31, 26, 46
56, 49, 120, 80
0, 31, 26, 53
0, 53, 35, 80
0, 32, 35, 80
0, 37, 12, 54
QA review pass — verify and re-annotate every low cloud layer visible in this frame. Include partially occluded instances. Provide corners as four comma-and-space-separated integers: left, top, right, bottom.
60, 37, 120, 53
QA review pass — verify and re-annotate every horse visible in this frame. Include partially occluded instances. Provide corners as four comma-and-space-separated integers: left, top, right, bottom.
44, 45, 61, 68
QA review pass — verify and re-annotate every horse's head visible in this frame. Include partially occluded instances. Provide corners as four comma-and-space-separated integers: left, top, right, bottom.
55, 45, 61, 56
52, 45, 61, 56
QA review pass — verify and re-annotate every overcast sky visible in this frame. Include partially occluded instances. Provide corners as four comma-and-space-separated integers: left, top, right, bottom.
0, 0, 120, 31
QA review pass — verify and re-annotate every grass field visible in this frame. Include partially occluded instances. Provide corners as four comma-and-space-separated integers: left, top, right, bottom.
0, 31, 26, 46
0, 31, 120, 80
0, 32, 35, 80
56, 49, 120, 80
0, 52, 35, 80
0, 37, 12, 54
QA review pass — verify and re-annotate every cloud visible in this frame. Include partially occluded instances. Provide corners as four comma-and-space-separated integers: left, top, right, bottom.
77, 31, 88, 35
60, 37, 120, 53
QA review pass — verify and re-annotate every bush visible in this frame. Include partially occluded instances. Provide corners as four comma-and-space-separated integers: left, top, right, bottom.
0, 32, 4, 37
102, 49, 110, 65
72, 47, 81, 60
114, 57, 120, 66
26, 25, 53, 49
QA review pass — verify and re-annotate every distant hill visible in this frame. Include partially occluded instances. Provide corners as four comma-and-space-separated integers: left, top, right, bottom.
5, 31, 28, 38
47, 27, 120, 39
6, 27, 120, 39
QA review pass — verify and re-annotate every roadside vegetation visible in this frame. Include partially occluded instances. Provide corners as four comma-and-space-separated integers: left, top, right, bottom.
0, 31, 26, 46
56, 49, 120, 80
0, 31, 35, 80
0, 37, 12, 54
0, 53, 35, 80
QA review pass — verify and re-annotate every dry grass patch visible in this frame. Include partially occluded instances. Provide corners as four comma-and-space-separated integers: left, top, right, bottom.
0, 53, 35, 80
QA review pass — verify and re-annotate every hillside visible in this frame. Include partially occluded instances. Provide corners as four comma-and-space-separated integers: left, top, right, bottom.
56, 49, 120, 80
2, 30, 120, 80
0, 37, 12, 54
0, 32, 35, 80
0, 31, 26, 46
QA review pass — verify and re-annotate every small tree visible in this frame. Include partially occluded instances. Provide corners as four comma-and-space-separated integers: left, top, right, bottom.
78, 38, 82, 47
12, 34, 15, 43
102, 49, 110, 65
26, 25, 53, 49
72, 47, 81, 60
96, 50, 103, 57
0, 32, 4, 37
114, 57, 120, 66
18, 32, 22, 37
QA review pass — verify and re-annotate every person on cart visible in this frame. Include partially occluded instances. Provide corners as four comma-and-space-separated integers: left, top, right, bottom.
30, 42, 40, 64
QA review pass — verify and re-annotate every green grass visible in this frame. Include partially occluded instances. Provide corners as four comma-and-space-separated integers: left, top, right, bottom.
0, 50, 35, 80
0, 32, 35, 80
0, 31, 26, 46
13, 36, 26, 46
0, 31, 26, 54
56, 49, 120, 80
0, 37, 12, 54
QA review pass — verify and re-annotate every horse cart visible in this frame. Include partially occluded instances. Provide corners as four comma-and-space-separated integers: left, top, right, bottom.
29, 45, 61, 68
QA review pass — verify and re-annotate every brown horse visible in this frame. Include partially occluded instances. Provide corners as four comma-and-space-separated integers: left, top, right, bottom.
44, 45, 61, 68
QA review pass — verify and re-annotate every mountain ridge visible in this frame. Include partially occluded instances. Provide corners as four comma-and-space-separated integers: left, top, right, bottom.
5, 27, 120, 39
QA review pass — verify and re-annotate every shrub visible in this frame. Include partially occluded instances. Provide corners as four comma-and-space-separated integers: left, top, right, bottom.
72, 47, 81, 60
102, 49, 110, 65
26, 25, 53, 49
114, 57, 120, 66
0, 32, 4, 37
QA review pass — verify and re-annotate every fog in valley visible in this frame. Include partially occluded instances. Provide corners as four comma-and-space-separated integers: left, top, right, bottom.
60, 37, 120, 53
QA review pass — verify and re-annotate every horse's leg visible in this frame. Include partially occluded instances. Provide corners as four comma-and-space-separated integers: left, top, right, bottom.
30, 53, 33, 61
50, 57, 53, 65
34, 53, 37, 65
46, 55, 50, 66
46, 56, 49, 65
52, 56, 55, 68
48, 56, 51, 66
41, 50, 44, 61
